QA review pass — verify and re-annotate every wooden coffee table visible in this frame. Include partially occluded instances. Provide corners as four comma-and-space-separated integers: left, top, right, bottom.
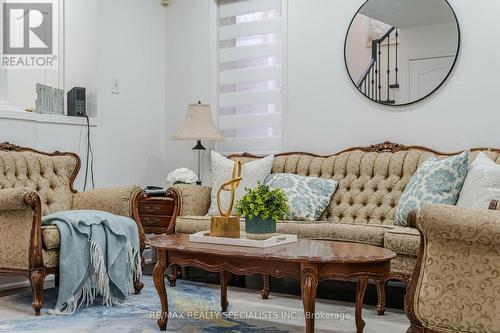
147, 234, 396, 333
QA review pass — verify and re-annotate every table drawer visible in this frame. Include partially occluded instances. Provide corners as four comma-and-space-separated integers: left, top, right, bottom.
139, 202, 173, 215
139, 215, 172, 227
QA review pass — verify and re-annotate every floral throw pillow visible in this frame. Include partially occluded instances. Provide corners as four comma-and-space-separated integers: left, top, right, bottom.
394, 151, 470, 226
265, 173, 338, 221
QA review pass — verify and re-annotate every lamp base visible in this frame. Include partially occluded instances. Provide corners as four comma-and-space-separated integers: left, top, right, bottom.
192, 140, 206, 185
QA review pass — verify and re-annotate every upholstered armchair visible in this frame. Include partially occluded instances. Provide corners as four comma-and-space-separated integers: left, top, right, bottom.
405, 204, 500, 333
0, 143, 146, 315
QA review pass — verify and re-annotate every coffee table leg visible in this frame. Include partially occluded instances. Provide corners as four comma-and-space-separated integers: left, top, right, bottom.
355, 277, 368, 333
153, 249, 169, 331
220, 270, 230, 312
300, 263, 318, 333
261, 274, 270, 299
375, 279, 386, 316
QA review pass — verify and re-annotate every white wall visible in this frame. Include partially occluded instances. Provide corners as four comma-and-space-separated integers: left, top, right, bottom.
0, 69, 5, 101
164, 0, 217, 178
95, 0, 166, 187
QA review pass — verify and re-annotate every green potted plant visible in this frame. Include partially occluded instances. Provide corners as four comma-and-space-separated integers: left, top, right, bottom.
236, 182, 288, 240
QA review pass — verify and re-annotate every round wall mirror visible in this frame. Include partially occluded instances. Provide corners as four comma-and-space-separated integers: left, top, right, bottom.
345, 0, 460, 106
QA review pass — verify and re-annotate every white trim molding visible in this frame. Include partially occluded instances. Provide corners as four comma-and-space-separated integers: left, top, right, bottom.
0, 108, 98, 127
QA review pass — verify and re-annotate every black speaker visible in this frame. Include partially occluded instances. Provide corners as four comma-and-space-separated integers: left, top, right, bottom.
67, 87, 86, 117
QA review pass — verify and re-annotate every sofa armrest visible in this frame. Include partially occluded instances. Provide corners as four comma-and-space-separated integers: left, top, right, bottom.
417, 204, 500, 246
0, 189, 43, 270
0, 187, 34, 211
405, 204, 500, 333
72, 186, 142, 218
172, 184, 211, 216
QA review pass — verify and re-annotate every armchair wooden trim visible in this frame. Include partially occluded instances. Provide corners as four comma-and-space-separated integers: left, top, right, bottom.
164, 186, 182, 235
130, 188, 148, 293
0, 190, 47, 315
404, 211, 428, 333
25, 191, 46, 316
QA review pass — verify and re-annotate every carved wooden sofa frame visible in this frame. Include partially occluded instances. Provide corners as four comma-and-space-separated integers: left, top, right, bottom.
0, 142, 147, 315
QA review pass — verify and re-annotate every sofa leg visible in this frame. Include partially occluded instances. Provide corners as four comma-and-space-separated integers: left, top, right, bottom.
261, 274, 270, 299
375, 279, 386, 316
134, 250, 145, 294
134, 279, 144, 294
30, 269, 46, 316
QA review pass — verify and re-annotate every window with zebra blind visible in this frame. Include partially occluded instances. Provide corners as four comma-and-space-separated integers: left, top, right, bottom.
216, 0, 285, 155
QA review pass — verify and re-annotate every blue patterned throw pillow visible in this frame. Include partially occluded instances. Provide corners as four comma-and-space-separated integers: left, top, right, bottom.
394, 151, 470, 226
265, 173, 338, 221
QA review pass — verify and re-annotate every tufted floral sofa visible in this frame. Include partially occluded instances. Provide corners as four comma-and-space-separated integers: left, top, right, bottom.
0, 142, 146, 315
168, 141, 500, 314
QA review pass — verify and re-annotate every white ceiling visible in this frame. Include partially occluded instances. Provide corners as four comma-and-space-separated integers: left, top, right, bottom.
359, 0, 456, 28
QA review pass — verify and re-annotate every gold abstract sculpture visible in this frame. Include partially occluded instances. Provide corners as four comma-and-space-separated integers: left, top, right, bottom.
210, 161, 242, 238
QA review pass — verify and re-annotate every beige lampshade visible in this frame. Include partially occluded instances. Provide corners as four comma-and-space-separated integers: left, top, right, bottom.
172, 103, 223, 142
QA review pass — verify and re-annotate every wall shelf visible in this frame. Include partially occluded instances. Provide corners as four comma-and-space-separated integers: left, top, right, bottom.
0, 108, 98, 127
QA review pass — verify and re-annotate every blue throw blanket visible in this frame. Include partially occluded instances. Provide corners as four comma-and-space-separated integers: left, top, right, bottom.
42, 210, 142, 315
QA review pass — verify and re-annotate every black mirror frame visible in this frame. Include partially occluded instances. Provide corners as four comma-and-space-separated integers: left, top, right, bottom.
344, 0, 461, 107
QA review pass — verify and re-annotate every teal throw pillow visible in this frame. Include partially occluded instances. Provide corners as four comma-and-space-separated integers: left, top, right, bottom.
265, 173, 338, 221
394, 151, 470, 226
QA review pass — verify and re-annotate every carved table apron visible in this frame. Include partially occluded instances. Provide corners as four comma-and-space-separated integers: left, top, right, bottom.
149, 235, 395, 333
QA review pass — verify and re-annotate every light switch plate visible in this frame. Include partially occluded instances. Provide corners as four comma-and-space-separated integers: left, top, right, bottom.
112, 77, 120, 94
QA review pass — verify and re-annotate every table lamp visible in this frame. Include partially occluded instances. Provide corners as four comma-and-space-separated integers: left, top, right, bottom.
172, 102, 223, 185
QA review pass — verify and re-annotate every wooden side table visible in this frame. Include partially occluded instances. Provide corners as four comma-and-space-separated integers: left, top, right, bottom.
138, 192, 179, 235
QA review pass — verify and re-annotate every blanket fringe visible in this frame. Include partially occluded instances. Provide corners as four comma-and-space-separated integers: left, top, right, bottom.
126, 240, 143, 295
49, 240, 142, 315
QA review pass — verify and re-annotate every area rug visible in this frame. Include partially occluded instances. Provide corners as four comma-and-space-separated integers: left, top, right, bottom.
0, 276, 409, 333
